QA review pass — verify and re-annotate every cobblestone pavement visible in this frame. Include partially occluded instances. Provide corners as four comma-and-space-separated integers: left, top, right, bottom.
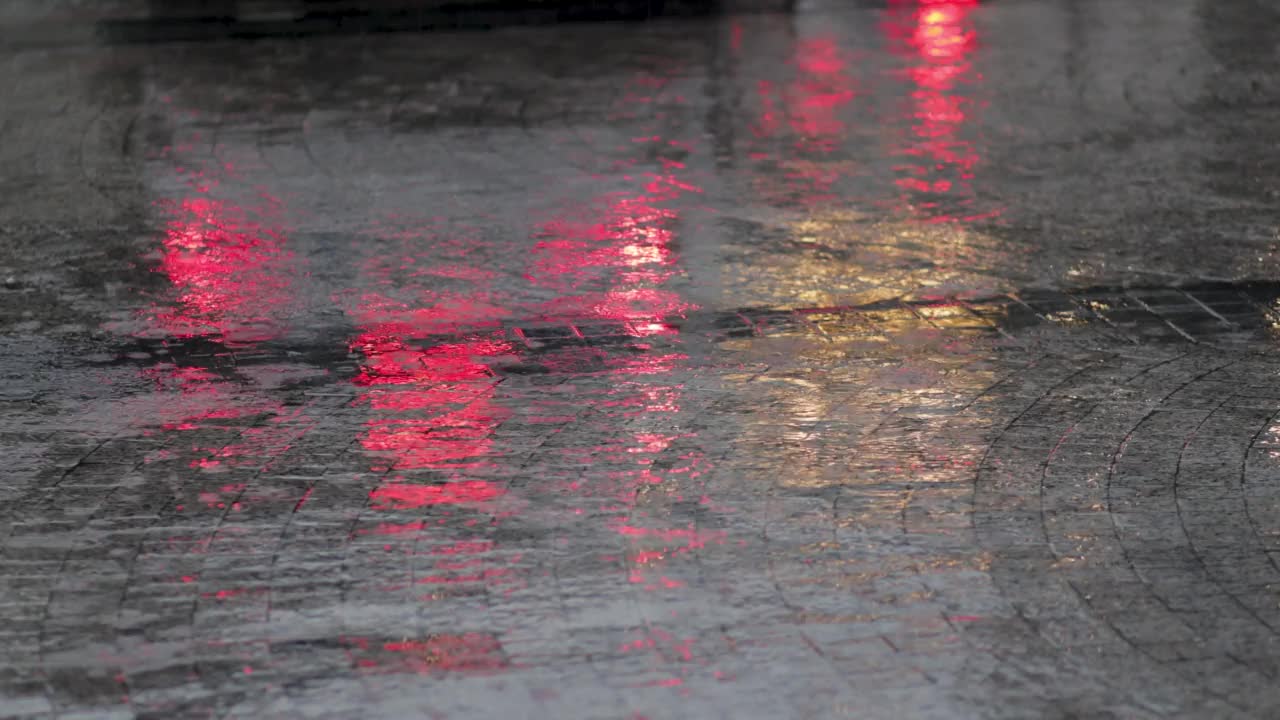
5, 0, 1280, 717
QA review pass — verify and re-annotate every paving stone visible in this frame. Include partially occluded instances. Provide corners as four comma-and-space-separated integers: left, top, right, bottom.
8, 0, 1280, 717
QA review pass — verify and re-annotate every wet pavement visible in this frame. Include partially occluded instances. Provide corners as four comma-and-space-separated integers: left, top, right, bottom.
4, 0, 1280, 717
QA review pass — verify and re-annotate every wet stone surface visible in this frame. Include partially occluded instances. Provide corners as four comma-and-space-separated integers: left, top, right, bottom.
5, 0, 1280, 717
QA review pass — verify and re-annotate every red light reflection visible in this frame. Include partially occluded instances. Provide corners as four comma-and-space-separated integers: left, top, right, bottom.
125, 135, 318, 503
369, 480, 504, 511
150, 195, 296, 345
134, 361, 316, 518
884, 0, 990, 220
337, 69, 721, 630
747, 35, 858, 208
349, 333, 512, 473
342, 224, 518, 601
528, 177, 697, 327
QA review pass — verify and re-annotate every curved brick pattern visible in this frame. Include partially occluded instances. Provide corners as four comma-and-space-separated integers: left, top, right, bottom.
972, 351, 1280, 717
